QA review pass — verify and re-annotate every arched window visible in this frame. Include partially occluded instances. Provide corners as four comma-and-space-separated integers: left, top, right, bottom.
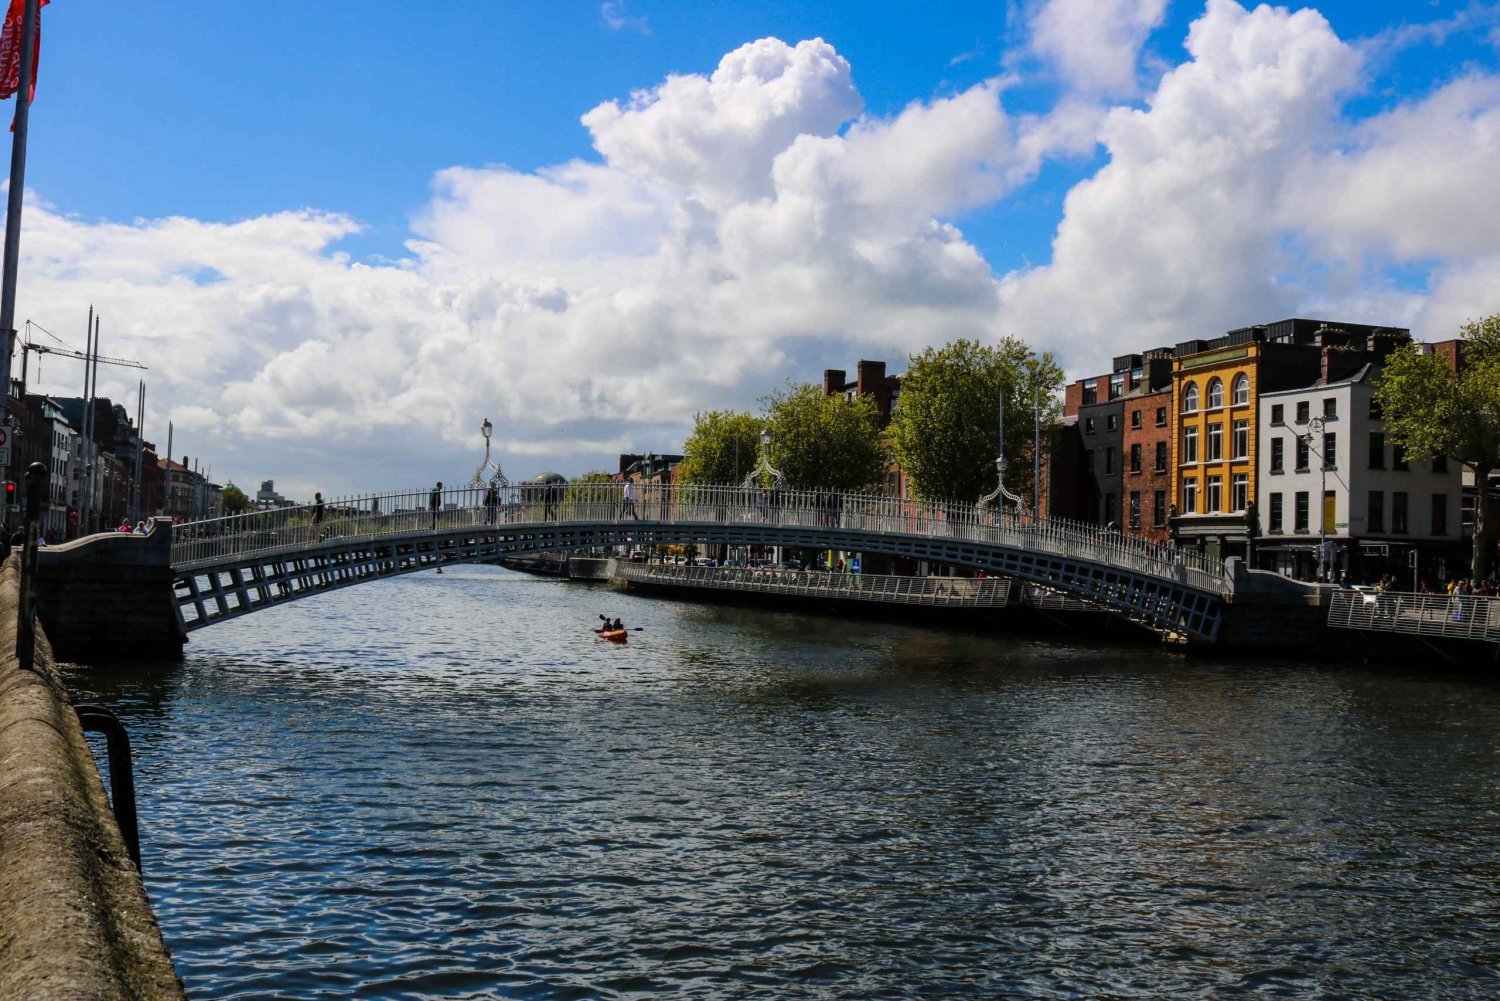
1207, 378, 1224, 409
1232, 373, 1249, 406
1182, 382, 1199, 413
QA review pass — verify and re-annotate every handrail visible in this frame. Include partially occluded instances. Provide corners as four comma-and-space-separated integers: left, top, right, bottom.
614, 562, 1013, 607
1327, 589, 1500, 644
169, 483, 1225, 593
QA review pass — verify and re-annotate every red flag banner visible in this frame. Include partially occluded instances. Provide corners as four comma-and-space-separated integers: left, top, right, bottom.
0, 0, 49, 104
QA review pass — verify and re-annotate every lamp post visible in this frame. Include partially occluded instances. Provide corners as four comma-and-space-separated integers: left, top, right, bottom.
1302, 415, 1329, 582
468, 417, 507, 490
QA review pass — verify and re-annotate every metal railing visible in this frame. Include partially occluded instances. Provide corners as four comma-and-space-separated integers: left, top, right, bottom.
614, 561, 1013, 607
171, 483, 1224, 593
1327, 589, 1500, 644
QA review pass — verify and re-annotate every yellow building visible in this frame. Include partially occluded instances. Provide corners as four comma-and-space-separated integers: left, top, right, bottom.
1167, 319, 1396, 563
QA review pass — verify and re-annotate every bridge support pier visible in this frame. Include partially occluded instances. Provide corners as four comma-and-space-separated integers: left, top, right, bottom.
35, 518, 185, 665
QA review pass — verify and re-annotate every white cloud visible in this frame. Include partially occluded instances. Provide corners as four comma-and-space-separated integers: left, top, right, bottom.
601, 1, 650, 35
1029, 0, 1169, 95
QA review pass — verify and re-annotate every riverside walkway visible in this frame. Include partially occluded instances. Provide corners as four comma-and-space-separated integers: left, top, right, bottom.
169, 483, 1229, 642
1327, 589, 1500, 645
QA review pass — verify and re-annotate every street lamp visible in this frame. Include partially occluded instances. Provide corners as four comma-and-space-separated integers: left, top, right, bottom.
1302, 415, 1330, 582
468, 417, 507, 489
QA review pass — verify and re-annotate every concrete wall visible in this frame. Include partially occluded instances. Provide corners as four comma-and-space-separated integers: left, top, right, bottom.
0, 557, 185, 998
34, 518, 185, 664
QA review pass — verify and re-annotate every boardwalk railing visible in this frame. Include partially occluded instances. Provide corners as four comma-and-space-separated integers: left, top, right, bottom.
171, 483, 1224, 593
614, 561, 1013, 607
1327, 589, 1500, 644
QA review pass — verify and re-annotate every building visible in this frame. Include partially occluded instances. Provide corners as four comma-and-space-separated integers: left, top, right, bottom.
824, 359, 905, 497
1170, 318, 1408, 563
1256, 361, 1461, 584
1119, 350, 1175, 542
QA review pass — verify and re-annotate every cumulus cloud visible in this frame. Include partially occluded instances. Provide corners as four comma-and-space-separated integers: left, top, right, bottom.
14, 7, 1500, 499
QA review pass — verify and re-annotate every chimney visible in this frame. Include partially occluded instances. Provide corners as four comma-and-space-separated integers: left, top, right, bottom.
823, 369, 846, 396
856, 359, 886, 394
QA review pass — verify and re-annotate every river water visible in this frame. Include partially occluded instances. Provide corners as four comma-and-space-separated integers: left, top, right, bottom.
64, 564, 1500, 1000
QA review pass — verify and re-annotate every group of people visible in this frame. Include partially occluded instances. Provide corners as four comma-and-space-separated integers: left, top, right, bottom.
597, 613, 625, 632
115, 518, 150, 535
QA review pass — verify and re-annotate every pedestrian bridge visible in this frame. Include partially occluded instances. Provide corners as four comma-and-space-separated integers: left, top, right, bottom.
169, 483, 1229, 642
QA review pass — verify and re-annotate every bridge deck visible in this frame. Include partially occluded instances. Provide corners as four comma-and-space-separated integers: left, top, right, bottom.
1327, 590, 1500, 645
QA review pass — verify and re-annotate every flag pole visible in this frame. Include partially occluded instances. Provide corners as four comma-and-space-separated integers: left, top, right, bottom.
0, 0, 40, 409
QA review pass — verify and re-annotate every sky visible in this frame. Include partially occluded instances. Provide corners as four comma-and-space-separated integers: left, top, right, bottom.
8, 0, 1500, 499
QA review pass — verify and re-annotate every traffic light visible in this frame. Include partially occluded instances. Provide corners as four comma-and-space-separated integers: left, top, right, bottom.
68, 507, 78, 526
2, 481, 14, 505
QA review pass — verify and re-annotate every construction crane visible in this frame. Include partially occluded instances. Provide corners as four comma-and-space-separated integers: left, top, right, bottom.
19, 319, 147, 391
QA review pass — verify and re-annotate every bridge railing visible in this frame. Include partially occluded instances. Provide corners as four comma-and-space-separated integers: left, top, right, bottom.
171, 483, 1225, 592
1327, 589, 1500, 643
614, 561, 1013, 607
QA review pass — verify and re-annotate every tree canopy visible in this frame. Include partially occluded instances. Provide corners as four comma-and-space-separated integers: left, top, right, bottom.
1376, 314, 1500, 579
763, 382, 886, 491
221, 483, 250, 515
887, 337, 1064, 503
676, 410, 765, 485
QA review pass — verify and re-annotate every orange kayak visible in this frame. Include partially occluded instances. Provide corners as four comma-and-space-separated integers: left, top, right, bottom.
597, 629, 628, 643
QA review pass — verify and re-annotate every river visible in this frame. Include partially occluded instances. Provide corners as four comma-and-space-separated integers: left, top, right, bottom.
64, 564, 1500, 999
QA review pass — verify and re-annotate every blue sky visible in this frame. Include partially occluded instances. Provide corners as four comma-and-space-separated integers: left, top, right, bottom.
13, 0, 1500, 494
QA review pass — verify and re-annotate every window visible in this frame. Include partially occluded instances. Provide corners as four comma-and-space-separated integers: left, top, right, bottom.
1183, 478, 1198, 514
1155, 406, 1167, 427
1182, 382, 1199, 413
1295, 492, 1309, 532
1368, 432, 1384, 469
1296, 401, 1310, 424
1109, 373, 1125, 399
1207, 378, 1224, 409
1155, 441, 1168, 472
1131, 409, 1142, 429
1269, 493, 1283, 533
1129, 491, 1141, 530
1232, 374, 1250, 406
1295, 437, 1310, 472
1270, 437, 1284, 473
1368, 491, 1384, 533
1232, 473, 1248, 512
1432, 455, 1447, 474
1432, 494, 1448, 536
1323, 397, 1337, 420
1207, 423, 1223, 461
1082, 385, 1098, 406
1106, 413, 1118, 432
1271, 403, 1284, 425
1392, 492, 1408, 533
1206, 475, 1222, 513
1393, 444, 1408, 471
1183, 427, 1199, 463
1130, 443, 1142, 473
1153, 490, 1167, 527
1322, 432, 1336, 470
1105, 446, 1115, 474
1084, 417, 1096, 435
1232, 420, 1249, 459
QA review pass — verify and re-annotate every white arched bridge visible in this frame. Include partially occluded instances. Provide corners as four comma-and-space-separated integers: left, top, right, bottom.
169, 483, 1230, 642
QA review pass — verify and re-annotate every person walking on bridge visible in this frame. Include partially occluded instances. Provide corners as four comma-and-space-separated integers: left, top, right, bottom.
621, 478, 639, 520
483, 482, 499, 525
430, 482, 443, 530
311, 492, 325, 538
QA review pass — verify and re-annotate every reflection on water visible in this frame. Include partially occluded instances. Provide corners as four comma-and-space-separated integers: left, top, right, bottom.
65, 565, 1500, 999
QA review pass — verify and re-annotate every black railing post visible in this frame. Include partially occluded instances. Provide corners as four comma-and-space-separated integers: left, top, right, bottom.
72, 703, 142, 872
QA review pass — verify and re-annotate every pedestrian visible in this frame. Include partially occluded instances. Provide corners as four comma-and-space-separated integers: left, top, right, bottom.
117, 517, 132, 532
311, 492, 325, 535
429, 481, 443, 529
134, 521, 147, 534
621, 478, 639, 520
483, 482, 499, 525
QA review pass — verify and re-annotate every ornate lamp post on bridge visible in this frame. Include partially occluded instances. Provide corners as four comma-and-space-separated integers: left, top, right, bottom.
467, 418, 509, 490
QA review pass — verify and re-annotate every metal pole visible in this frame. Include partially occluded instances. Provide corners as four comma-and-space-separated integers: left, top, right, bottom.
1033, 393, 1041, 521
131, 380, 144, 521
0, 0, 41, 401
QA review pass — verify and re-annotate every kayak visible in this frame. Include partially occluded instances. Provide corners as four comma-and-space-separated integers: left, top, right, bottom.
596, 629, 628, 643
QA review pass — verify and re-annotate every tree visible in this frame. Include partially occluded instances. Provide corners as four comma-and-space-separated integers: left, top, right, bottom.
763, 382, 886, 490
221, 482, 250, 515
676, 410, 765, 484
1376, 315, 1500, 581
887, 337, 1064, 503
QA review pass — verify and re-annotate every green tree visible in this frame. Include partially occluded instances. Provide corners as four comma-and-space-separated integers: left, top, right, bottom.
221, 482, 250, 515
564, 471, 616, 515
763, 382, 886, 490
1376, 315, 1500, 580
677, 410, 765, 484
887, 337, 1064, 503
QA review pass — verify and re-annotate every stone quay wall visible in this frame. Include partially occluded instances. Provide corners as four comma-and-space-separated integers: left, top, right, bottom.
0, 556, 185, 999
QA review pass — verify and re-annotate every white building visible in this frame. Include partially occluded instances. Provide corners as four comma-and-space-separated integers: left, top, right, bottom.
41, 399, 75, 539
1257, 364, 1464, 585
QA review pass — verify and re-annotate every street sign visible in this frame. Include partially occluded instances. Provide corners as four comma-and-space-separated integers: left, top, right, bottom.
0, 425, 10, 466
